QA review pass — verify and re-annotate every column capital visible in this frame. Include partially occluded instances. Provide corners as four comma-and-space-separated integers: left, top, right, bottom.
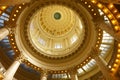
41, 69, 48, 74
93, 15, 113, 29
41, 69, 49, 77
93, 15, 116, 38
0, 73, 4, 80
68, 67, 77, 75
68, 68, 78, 80
93, 15, 120, 42
0, 27, 11, 40
90, 47, 101, 58
4, 25, 16, 34
114, 31, 120, 42
40, 69, 48, 80
16, 54, 27, 63
93, 15, 104, 24
4, 27, 11, 33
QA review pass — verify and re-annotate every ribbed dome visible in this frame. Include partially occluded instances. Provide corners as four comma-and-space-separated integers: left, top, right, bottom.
28, 5, 85, 57
15, 0, 99, 70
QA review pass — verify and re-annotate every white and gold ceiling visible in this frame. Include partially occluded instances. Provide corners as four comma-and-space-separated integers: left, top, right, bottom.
0, 0, 120, 79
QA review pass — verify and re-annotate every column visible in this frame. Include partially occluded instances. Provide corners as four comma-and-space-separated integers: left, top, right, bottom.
95, 17, 115, 37
0, 70, 3, 80
0, 0, 31, 6
49, 39, 52, 48
0, 67, 4, 74
3, 54, 25, 80
69, 68, 78, 80
0, 27, 10, 41
95, 17, 120, 42
66, 73, 70, 79
0, 74, 3, 80
40, 70, 48, 80
0, 67, 4, 79
90, 47, 116, 80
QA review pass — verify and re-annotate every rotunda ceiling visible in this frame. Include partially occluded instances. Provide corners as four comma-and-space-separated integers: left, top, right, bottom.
0, 0, 120, 79
28, 5, 85, 57
15, 0, 100, 70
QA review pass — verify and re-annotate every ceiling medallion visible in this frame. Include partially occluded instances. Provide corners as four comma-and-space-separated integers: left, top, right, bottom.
39, 5, 77, 37
54, 12, 61, 20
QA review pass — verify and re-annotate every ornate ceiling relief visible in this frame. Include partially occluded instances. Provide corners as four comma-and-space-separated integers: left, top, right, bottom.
14, 0, 98, 71
5, 0, 119, 76
28, 5, 85, 57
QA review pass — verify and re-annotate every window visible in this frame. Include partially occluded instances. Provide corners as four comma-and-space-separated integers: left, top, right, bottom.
38, 38, 46, 46
83, 64, 90, 71
102, 31, 113, 43
55, 43, 62, 49
78, 68, 84, 74
0, 13, 9, 21
0, 20, 4, 23
98, 9, 104, 15
2, 13, 9, 18
71, 35, 78, 44
6, 6, 13, 13
52, 74, 67, 79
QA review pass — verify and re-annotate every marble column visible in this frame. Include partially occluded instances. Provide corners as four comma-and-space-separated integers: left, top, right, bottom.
95, 17, 120, 42
3, 54, 25, 80
0, 73, 3, 80
69, 68, 78, 80
40, 70, 48, 80
0, 0, 31, 6
90, 47, 115, 80
0, 27, 10, 41
95, 17, 115, 36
